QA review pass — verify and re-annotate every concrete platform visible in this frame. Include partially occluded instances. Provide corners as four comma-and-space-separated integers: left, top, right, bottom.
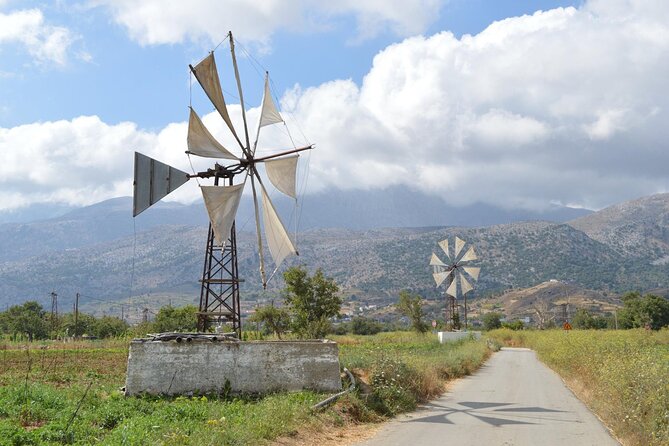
125, 338, 342, 396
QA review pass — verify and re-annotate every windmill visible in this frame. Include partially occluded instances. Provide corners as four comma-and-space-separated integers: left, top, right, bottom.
430, 236, 480, 330
132, 32, 312, 335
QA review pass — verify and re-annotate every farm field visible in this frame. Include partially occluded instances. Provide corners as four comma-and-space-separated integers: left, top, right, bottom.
488, 328, 669, 446
0, 333, 489, 445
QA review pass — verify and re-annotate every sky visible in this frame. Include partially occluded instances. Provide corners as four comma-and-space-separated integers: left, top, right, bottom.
1, 0, 668, 217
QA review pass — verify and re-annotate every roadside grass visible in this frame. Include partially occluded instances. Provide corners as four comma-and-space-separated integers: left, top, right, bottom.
0, 333, 490, 445
487, 328, 669, 446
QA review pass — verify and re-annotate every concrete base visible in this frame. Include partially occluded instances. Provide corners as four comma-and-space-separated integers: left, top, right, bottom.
437, 331, 482, 343
125, 338, 342, 396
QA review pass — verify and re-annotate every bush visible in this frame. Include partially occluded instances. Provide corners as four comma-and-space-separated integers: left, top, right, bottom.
351, 317, 382, 335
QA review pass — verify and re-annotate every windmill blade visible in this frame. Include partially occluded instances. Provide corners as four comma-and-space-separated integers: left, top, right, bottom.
264, 155, 298, 199
133, 152, 189, 217
433, 271, 450, 287
460, 246, 478, 263
459, 273, 474, 295
260, 179, 298, 269
229, 33, 251, 152
253, 74, 284, 155
430, 253, 446, 267
186, 107, 238, 160
189, 52, 244, 150
454, 236, 466, 259
200, 182, 245, 247
249, 171, 268, 287
462, 266, 481, 281
438, 239, 450, 260
446, 276, 458, 298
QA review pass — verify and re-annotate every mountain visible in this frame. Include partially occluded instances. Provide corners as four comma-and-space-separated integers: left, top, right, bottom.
4, 192, 669, 312
569, 193, 669, 262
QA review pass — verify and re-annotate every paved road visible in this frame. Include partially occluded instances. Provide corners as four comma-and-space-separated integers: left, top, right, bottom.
355, 348, 619, 446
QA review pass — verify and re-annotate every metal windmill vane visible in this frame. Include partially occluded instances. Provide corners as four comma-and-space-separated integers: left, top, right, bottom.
132, 31, 312, 335
430, 236, 480, 329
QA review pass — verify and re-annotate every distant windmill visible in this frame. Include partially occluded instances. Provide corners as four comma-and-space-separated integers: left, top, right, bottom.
132, 31, 312, 335
430, 236, 480, 329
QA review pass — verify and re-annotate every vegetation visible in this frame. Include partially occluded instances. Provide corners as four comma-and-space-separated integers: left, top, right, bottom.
396, 291, 428, 333
488, 328, 669, 446
150, 304, 198, 333
282, 266, 341, 339
248, 303, 290, 339
0, 332, 490, 445
481, 312, 502, 330
618, 292, 669, 329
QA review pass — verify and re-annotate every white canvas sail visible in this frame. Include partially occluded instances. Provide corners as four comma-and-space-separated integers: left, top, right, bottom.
265, 155, 298, 199
460, 274, 474, 295
260, 184, 297, 268
454, 236, 466, 258
438, 239, 450, 260
446, 276, 458, 298
200, 183, 245, 247
191, 53, 241, 145
259, 76, 283, 128
462, 266, 481, 281
460, 246, 478, 263
433, 271, 449, 287
430, 253, 446, 266
187, 108, 238, 159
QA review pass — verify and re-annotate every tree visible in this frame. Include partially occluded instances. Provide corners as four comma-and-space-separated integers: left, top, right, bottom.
397, 291, 428, 333
618, 292, 669, 330
482, 312, 502, 331
572, 308, 595, 329
282, 266, 341, 339
6, 301, 48, 341
152, 305, 198, 333
248, 303, 290, 339
351, 317, 382, 335
93, 316, 129, 338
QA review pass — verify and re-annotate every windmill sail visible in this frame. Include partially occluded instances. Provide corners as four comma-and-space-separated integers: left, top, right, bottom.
438, 239, 450, 260
260, 183, 297, 268
460, 246, 477, 263
190, 53, 241, 147
133, 152, 189, 217
433, 271, 450, 287
201, 183, 245, 247
430, 253, 446, 267
265, 155, 298, 199
187, 108, 238, 159
454, 236, 466, 258
463, 266, 480, 281
259, 75, 283, 128
460, 274, 474, 294
446, 276, 458, 297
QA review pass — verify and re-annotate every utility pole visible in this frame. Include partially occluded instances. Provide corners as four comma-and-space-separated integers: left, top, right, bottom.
74, 292, 79, 339
121, 305, 124, 321
142, 308, 149, 324
50, 291, 58, 333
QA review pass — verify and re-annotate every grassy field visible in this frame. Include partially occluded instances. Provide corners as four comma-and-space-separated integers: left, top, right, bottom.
487, 328, 669, 446
0, 333, 490, 445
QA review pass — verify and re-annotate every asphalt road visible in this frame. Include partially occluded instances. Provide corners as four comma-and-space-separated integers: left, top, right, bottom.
355, 347, 620, 446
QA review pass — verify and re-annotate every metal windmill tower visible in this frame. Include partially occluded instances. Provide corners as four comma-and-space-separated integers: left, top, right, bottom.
429, 236, 480, 329
132, 32, 312, 336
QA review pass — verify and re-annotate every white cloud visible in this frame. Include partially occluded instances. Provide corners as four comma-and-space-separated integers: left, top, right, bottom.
0, 8, 76, 65
3, 0, 669, 213
94, 0, 444, 46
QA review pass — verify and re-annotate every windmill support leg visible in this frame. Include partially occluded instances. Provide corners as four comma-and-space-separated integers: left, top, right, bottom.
197, 222, 242, 337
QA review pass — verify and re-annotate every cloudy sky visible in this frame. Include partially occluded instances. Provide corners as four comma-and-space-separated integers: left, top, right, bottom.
1, 0, 668, 217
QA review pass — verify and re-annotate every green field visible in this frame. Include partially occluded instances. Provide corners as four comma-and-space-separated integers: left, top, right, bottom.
488, 328, 669, 446
0, 333, 489, 445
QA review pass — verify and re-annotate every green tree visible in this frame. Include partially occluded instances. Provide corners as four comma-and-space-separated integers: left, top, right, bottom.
618, 292, 669, 330
248, 303, 290, 339
482, 312, 503, 330
397, 291, 428, 333
6, 301, 48, 341
152, 305, 198, 333
351, 317, 382, 335
93, 316, 129, 338
572, 309, 595, 329
502, 320, 524, 331
282, 266, 341, 339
